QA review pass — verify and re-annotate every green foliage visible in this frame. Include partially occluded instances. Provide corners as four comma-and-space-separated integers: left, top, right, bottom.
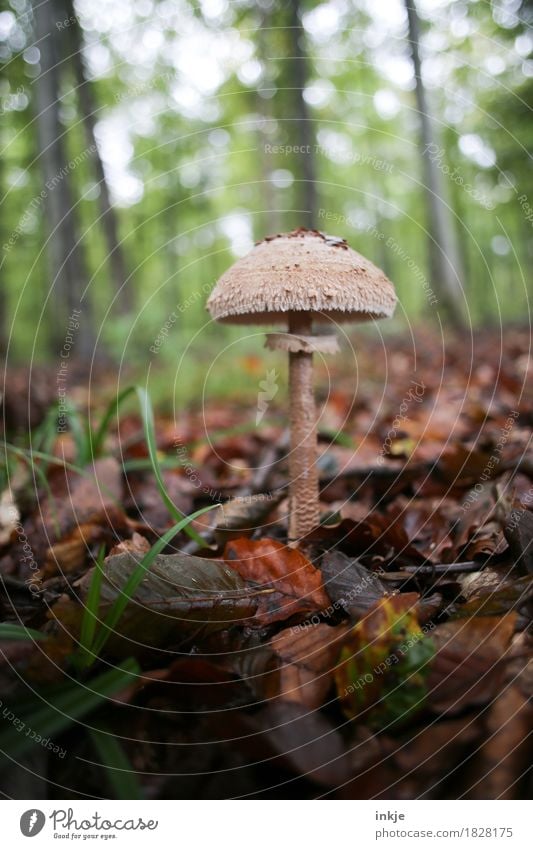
88, 726, 143, 800
0, 659, 140, 760
135, 386, 207, 545
74, 544, 106, 671
1, 0, 531, 361
335, 598, 436, 730
0, 623, 46, 641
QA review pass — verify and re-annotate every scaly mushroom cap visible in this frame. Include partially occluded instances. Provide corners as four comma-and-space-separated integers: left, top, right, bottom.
207, 228, 397, 325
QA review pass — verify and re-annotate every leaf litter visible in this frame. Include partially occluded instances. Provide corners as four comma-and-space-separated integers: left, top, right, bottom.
0, 327, 532, 798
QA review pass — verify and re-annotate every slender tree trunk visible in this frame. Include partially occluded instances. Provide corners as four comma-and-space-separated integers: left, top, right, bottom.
32, 0, 95, 358
256, 7, 280, 237
404, 0, 465, 326
286, 0, 318, 229
0, 150, 7, 359
62, 0, 133, 314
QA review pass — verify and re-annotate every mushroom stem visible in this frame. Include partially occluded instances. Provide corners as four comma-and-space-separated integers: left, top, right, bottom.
287, 311, 320, 543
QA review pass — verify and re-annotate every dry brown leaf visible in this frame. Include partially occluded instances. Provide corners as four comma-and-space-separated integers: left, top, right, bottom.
427, 614, 516, 714
224, 537, 330, 624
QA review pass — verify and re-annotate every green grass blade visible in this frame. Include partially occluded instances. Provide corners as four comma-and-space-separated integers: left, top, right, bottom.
75, 545, 106, 670
88, 726, 143, 799
0, 659, 140, 760
136, 386, 206, 546
91, 386, 136, 459
0, 623, 46, 641
122, 457, 197, 472
62, 400, 91, 467
90, 503, 217, 659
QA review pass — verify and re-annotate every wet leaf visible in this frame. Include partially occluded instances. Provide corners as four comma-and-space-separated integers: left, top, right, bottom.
319, 550, 389, 619
77, 551, 262, 652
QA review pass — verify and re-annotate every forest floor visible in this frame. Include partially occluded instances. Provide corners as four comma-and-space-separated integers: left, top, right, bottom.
0, 325, 532, 799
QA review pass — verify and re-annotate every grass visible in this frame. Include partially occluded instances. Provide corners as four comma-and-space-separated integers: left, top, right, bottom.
0, 384, 225, 800
0, 623, 46, 641
73, 544, 106, 671
59, 388, 137, 468
136, 386, 206, 547
0, 658, 140, 760
88, 725, 143, 799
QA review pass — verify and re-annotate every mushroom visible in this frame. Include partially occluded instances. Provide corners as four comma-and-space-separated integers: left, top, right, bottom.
207, 228, 397, 544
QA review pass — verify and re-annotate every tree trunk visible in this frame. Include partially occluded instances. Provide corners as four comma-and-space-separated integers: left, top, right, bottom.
404, 0, 465, 327
286, 0, 318, 229
62, 0, 133, 314
32, 0, 95, 359
0, 150, 7, 359
256, 6, 280, 237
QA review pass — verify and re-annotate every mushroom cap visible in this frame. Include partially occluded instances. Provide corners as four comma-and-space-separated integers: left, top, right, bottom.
207, 228, 397, 325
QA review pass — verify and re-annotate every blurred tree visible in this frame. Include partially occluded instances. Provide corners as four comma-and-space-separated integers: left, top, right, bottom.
404, 0, 465, 327
31, 0, 95, 357
286, 0, 317, 228
256, 3, 280, 236
1, 0, 531, 364
61, 0, 133, 314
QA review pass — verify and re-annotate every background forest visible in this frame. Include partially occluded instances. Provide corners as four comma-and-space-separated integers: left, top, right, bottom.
1, 0, 532, 376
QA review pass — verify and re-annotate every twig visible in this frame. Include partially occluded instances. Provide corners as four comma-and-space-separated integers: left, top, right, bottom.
380, 561, 480, 580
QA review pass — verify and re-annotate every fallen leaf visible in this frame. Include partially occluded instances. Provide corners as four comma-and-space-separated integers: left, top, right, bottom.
319, 549, 389, 619
257, 700, 353, 787
268, 622, 351, 709
427, 614, 516, 714
224, 537, 330, 624
334, 594, 434, 729
504, 508, 533, 574
77, 551, 262, 652
108, 533, 151, 556
464, 685, 532, 799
